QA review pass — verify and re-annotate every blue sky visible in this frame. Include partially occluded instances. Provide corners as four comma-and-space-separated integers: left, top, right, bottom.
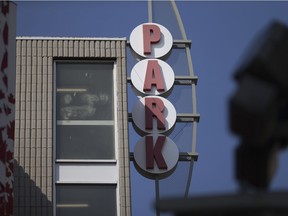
16, 1, 288, 216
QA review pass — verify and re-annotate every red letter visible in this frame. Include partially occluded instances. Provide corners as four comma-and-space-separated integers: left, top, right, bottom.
145, 97, 166, 130
143, 60, 165, 92
143, 24, 161, 55
146, 136, 167, 170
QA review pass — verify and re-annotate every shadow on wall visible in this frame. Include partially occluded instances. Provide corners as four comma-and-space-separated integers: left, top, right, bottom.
13, 160, 52, 216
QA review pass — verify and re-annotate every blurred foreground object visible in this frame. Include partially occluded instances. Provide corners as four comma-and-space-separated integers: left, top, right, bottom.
157, 191, 288, 216
157, 20, 288, 216
230, 21, 288, 190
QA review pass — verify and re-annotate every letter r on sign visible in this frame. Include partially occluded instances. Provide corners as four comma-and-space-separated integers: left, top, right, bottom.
145, 97, 166, 130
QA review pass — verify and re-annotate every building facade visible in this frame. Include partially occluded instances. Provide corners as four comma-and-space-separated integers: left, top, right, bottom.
14, 37, 131, 216
0, 2, 16, 216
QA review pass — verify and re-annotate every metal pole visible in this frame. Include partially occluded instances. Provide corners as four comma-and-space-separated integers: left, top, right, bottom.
171, 0, 199, 196
148, 0, 153, 22
155, 176, 160, 216
170, 0, 187, 40
184, 160, 194, 198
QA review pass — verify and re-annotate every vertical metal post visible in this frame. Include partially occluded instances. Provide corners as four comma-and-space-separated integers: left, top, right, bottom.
149, 2, 159, 215
155, 176, 160, 216
184, 160, 194, 198
148, 0, 153, 22
170, 0, 199, 197
170, 0, 187, 40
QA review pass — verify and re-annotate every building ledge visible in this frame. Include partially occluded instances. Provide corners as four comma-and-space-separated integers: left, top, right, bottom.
16, 36, 127, 41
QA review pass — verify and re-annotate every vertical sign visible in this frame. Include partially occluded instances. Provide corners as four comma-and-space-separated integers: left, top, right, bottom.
0, 1, 16, 216
130, 23, 179, 179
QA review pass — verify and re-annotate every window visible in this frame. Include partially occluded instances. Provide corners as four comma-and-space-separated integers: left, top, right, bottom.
56, 62, 115, 160
54, 61, 118, 216
56, 185, 117, 216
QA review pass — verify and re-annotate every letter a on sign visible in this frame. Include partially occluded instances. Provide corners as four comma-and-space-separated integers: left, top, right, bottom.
143, 24, 161, 55
146, 136, 167, 170
143, 60, 165, 92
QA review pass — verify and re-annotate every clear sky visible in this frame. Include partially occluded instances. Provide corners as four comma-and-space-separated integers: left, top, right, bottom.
15, 1, 288, 216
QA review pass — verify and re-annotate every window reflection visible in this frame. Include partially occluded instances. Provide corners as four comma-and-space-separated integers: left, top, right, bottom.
57, 91, 111, 120
56, 62, 114, 121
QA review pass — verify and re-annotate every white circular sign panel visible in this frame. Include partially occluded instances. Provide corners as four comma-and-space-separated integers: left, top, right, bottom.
129, 23, 173, 59
131, 59, 175, 96
134, 135, 179, 179
132, 96, 177, 135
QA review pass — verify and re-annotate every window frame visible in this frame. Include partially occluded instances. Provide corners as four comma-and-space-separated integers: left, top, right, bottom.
53, 60, 120, 216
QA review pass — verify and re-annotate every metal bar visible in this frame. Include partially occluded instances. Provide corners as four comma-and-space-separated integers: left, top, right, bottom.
55, 181, 117, 185
184, 160, 194, 198
17, 36, 127, 41
128, 113, 200, 123
170, 0, 200, 165
155, 176, 160, 216
173, 39, 192, 47
127, 76, 198, 85
174, 76, 198, 85
174, 76, 198, 81
179, 152, 198, 161
56, 88, 87, 92
56, 204, 89, 208
57, 120, 114, 125
176, 115, 200, 123
126, 40, 191, 47
170, 0, 188, 40
130, 152, 198, 162
192, 121, 198, 154
148, 0, 153, 22
191, 85, 199, 154
55, 159, 117, 163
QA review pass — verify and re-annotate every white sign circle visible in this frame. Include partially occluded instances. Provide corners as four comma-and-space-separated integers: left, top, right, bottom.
134, 135, 179, 179
129, 23, 173, 59
132, 96, 177, 135
131, 59, 175, 96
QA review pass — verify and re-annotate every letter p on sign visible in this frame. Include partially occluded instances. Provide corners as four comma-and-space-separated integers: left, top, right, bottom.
129, 23, 173, 58
143, 24, 161, 55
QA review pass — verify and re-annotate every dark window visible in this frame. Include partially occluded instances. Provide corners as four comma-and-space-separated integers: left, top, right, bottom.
56, 62, 115, 160
56, 184, 117, 216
